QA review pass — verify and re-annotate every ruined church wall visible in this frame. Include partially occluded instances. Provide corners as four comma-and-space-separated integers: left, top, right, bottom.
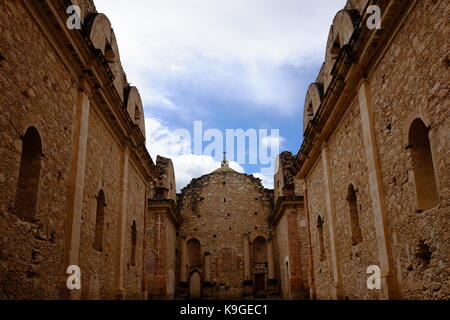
0, 0, 77, 299
148, 207, 177, 299
124, 162, 147, 299
79, 107, 123, 299
179, 172, 272, 298
327, 101, 380, 300
368, 0, 449, 300
305, 157, 334, 300
274, 213, 288, 299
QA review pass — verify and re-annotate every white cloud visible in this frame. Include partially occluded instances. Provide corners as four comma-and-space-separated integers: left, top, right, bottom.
94, 0, 347, 114
252, 172, 274, 190
261, 135, 285, 151
145, 117, 244, 191
94, 1, 348, 189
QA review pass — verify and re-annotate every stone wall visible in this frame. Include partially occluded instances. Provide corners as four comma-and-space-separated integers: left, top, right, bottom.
178, 170, 273, 299
305, 157, 334, 300
326, 100, 380, 300
367, 0, 449, 300
293, 0, 449, 300
0, 0, 76, 299
0, 0, 157, 300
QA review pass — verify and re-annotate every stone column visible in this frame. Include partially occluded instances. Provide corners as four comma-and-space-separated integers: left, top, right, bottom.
267, 239, 275, 280
62, 88, 90, 300
243, 235, 251, 281
358, 80, 400, 299
180, 236, 187, 283
204, 252, 211, 283
116, 144, 129, 299
243, 234, 253, 297
322, 146, 343, 299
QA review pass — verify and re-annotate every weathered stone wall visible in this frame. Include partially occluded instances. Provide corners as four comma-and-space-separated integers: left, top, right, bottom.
0, 0, 157, 300
0, 0, 76, 299
124, 162, 147, 299
178, 170, 273, 299
327, 100, 380, 300
296, 0, 449, 301
305, 158, 334, 300
367, 0, 449, 300
273, 213, 288, 298
79, 108, 122, 300
273, 205, 309, 300
147, 206, 177, 299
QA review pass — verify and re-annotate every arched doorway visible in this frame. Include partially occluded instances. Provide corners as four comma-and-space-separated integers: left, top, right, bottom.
189, 272, 201, 299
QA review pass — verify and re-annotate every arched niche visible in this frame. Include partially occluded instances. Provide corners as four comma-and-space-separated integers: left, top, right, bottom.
125, 86, 146, 138
303, 83, 324, 133
253, 236, 267, 264
187, 238, 202, 267
408, 118, 439, 211
14, 126, 43, 222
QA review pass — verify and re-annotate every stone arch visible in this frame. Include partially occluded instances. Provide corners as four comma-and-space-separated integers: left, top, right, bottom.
14, 126, 43, 222
323, 9, 360, 90
303, 83, 323, 133
252, 236, 267, 264
325, 9, 360, 62
88, 13, 127, 100
88, 14, 114, 61
408, 118, 439, 211
125, 86, 146, 138
187, 238, 202, 267
345, 0, 370, 15
347, 184, 363, 245
93, 189, 106, 252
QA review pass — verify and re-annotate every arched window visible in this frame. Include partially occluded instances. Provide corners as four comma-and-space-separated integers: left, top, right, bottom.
317, 216, 326, 261
93, 190, 106, 252
409, 119, 439, 211
130, 220, 137, 266
134, 105, 141, 122
187, 238, 201, 267
348, 185, 363, 245
14, 127, 43, 222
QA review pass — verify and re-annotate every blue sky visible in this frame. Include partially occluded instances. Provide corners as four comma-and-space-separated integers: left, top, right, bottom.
95, 0, 347, 190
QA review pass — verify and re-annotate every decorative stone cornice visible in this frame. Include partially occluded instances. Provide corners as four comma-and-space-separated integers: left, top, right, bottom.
269, 196, 304, 226
22, 0, 158, 181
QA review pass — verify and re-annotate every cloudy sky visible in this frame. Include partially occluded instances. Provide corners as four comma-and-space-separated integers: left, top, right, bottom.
95, 0, 347, 190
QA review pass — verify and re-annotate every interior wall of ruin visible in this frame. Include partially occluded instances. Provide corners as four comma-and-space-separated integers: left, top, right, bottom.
0, 0, 77, 299
178, 172, 273, 299
367, 0, 449, 300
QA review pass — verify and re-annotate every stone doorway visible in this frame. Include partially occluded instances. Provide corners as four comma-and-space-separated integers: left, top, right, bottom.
254, 274, 266, 297
189, 272, 201, 299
